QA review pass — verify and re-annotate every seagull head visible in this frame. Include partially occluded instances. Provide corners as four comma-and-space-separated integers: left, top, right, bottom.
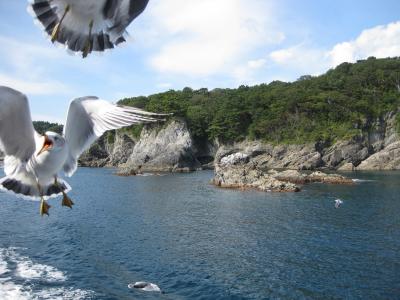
37, 131, 65, 155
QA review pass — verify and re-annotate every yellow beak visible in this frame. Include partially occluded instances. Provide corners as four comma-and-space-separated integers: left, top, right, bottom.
37, 135, 53, 156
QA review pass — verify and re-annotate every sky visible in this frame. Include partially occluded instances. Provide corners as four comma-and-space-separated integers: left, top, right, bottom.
0, 0, 399, 123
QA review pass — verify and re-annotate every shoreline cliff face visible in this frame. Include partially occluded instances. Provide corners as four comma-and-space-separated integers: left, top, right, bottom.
117, 120, 201, 174
79, 110, 400, 172
214, 110, 400, 172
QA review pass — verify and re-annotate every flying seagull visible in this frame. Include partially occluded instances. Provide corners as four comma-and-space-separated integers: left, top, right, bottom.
0, 86, 166, 216
28, 0, 149, 58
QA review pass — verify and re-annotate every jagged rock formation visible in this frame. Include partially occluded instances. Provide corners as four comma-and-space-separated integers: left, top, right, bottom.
77, 110, 399, 173
215, 142, 322, 170
78, 136, 109, 168
117, 120, 201, 174
212, 152, 354, 192
78, 131, 136, 168
106, 132, 135, 167
214, 111, 400, 171
212, 152, 300, 192
356, 141, 400, 170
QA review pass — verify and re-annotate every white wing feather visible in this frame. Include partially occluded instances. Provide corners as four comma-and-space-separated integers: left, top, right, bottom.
0, 86, 37, 176
62, 96, 165, 176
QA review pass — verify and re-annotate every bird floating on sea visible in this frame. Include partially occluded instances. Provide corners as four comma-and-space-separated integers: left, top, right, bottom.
334, 199, 343, 208
0, 86, 167, 216
128, 281, 161, 292
28, 0, 149, 58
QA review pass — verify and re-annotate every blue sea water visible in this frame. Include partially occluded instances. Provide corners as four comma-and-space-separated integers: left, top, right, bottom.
0, 168, 399, 299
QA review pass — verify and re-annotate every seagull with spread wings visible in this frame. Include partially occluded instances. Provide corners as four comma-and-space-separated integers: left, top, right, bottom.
0, 86, 166, 216
28, 0, 149, 57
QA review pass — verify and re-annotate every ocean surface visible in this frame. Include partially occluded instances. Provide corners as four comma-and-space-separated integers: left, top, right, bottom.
0, 168, 399, 299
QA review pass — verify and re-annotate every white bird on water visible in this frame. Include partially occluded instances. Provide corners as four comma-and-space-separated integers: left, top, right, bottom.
28, 0, 149, 57
334, 199, 343, 208
128, 282, 161, 292
0, 86, 166, 216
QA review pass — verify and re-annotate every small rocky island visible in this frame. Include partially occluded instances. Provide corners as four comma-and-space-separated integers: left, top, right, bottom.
212, 152, 354, 192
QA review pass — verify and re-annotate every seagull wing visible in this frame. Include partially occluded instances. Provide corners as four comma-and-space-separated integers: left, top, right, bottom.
62, 96, 165, 176
107, 0, 149, 42
0, 87, 37, 176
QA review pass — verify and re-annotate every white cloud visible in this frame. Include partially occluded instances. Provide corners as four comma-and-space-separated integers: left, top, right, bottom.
145, 0, 284, 77
0, 35, 72, 95
233, 58, 268, 85
248, 59, 267, 69
0, 73, 69, 95
268, 21, 400, 79
328, 21, 400, 66
269, 44, 328, 76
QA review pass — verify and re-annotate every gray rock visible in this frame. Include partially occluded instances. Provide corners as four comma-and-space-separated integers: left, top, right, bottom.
215, 141, 322, 171
357, 141, 400, 170
321, 139, 369, 168
106, 132, 135, 167
118, 120, 201, 174
212, 160, 300, 192
213, 152, 354, 193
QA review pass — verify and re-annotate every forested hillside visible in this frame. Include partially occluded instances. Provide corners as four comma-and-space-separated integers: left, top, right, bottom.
120, 57, 400, 145
33, 121, 63, 135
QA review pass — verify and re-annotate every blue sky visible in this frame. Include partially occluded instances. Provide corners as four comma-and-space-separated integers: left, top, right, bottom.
0, 0, 399, 123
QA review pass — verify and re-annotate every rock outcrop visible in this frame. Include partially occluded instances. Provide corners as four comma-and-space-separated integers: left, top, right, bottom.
118, 120, 201, 174
215, 142, 323, 171
212, 153, 300, 192
272, 169, 354, 185
212, 152, 354, 192
357, 141, 400, 170
106, 132, 135, 167
78, 137, 109, 168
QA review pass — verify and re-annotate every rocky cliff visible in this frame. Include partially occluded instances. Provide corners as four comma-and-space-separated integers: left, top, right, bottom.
214, 110, 400, 171
117, 120, 202, 174
79, 110, 400, 173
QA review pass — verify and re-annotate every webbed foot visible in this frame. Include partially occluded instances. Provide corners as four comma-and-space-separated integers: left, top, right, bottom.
40, 198, 51, 216
61, 192, 74, 209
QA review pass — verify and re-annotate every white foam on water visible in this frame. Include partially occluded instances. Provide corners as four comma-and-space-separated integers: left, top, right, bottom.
0, 281, 31, 300
2, 247, 66, 282
0, 262, 8, 276
0, 253, 8, 276
0, 282, 94, 300
34, 287, 95, 300
352, 178, 374, 182
15, 260, 67, 282
0, 247, 95, 300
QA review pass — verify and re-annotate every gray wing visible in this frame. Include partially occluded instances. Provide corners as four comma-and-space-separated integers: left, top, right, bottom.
0, 86, 36, 175
62, 96, 166, 176
107, 0, 149, 43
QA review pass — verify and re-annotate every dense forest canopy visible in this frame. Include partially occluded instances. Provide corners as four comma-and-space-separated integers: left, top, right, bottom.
120, 57, 400, 145
33, 121, 63, 135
